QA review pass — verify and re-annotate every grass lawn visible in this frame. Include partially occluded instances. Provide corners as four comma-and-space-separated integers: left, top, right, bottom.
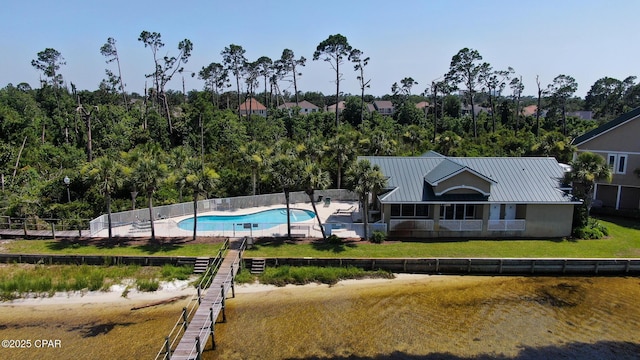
1, 240, 223, 257
2, 217, 638, 259
244, 217, 640, 259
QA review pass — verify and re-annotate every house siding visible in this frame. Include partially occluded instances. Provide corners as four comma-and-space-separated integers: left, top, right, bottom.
434, 172, 491, 195
575, 111, 640, 210
522, 204, 573, 238
382, 203, 572, 238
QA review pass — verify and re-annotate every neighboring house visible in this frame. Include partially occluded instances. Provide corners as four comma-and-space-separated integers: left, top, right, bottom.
278, 100, 319, 115
572, 107, 640, 210
326, 101, 345, 113
415, 101, 430, 113
461, 105, 491, 117
360, 152, 579, 238
239, 98, 267, 117
373, 100, 395, 116
567, 110, 593, 120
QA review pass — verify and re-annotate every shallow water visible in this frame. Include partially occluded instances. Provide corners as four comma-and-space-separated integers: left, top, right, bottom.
1, 276, 639, 359
213, 276, 640, 360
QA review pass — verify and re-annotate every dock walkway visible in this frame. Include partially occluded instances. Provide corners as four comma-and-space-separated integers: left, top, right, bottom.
169, 239, 244, 360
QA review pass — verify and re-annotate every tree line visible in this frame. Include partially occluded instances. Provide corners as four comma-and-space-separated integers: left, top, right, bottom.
1, 32, 638, 236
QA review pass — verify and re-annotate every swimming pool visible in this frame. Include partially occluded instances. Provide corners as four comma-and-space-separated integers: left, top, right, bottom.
177, 208, 316, 231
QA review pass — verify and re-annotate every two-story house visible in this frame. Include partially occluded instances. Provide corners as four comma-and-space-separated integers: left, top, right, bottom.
572, 107, 640, 211
239, 98, 267, 117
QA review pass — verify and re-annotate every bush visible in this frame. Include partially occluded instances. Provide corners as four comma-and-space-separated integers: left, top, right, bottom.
370, 231, 386, 244
573, 218, 609, 239
327, 234, 342, 245
136, 279, 159, 292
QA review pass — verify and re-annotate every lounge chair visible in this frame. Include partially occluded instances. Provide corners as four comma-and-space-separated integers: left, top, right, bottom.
335, 205, 354, 214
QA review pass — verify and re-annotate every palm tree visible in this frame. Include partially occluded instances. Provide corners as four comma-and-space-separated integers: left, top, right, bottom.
301, 161, 331, 239
239, 141, 269, 196
346, 159, 387, 240
81, 156, 123, 241
169, 146, 193, 202
182, 158, 219, 241
270, 155, 301, 239
132, 155, 168, 241
328, 131, 356, 189
564, 152, 612, 227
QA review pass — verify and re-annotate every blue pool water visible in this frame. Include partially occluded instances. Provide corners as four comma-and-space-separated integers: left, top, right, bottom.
178, 208, 316, 231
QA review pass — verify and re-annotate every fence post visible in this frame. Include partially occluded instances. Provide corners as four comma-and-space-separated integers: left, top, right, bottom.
197, 285, 202, 305
209, 307, 216, 350
195, 337, 201, 360
182, 307, 188, 330
221, 285, 226, 323
230, 264, 235, 298
164, 336, 171, 360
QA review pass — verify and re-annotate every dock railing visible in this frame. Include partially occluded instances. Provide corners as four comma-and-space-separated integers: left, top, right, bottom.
153, 238, 230, 360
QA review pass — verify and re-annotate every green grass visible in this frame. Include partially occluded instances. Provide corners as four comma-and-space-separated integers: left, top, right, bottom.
2, 240, 222, 257
235, 266, 393, 286
0, 264, 194, 300
245, 218, 640, 259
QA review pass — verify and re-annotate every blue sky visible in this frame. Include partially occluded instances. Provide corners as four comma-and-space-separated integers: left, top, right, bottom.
1, 0, 637, 98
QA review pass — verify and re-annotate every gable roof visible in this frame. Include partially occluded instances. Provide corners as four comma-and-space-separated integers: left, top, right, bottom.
373, 100, 394, 109
239, 98, 266, 111
361, 156, 576, 204
424, 158, 496, 186
573, 106, 640, 145
326, 101, 345, 112
278, 100, 319, 110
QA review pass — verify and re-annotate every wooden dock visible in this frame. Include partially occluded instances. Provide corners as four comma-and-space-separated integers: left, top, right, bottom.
167, 239, 245, 360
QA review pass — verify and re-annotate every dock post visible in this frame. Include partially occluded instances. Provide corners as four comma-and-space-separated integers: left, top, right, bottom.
182, 307, 188, 330
197, 285, 202, 305
231, 265, 235, 298
195, 337, 201, 360
209, 307, 216, 350
499, 259, 503, 274
221, 285, 226, 323
531, 260, 536, 274
164, 336, 171, 360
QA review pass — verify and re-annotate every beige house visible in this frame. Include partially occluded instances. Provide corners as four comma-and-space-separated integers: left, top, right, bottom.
572, 107, 640, 210
278, 100, 319, 115
361, 152, 579, 238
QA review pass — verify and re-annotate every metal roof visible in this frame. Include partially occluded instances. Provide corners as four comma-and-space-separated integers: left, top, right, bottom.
361, 156, 577, 204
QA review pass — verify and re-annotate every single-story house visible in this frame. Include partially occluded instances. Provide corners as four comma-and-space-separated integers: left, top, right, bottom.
572, 107, 640, 210
361, 152, 579, 238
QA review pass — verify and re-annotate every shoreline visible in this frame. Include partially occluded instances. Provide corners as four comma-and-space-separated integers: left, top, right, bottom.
1, 274, 447, 307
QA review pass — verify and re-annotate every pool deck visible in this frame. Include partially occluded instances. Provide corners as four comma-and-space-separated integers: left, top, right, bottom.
93, 200, 362, 238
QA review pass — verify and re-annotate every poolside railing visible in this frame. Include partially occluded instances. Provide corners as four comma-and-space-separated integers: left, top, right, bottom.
89, 189, 358, 236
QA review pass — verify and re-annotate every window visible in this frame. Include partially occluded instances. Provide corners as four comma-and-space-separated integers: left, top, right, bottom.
416, 204, 429, 217
618, 155, 627, 174
401, 204, 414, 217
608, 153, 628, 174
390, 204, 429, 218
441, 204, 475, 219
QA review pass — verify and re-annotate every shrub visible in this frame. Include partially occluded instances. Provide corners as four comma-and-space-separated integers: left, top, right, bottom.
370, 231, 386, 244
573, 218, 609, 239
136, 279, 159, 292
327, 234, 342, 245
